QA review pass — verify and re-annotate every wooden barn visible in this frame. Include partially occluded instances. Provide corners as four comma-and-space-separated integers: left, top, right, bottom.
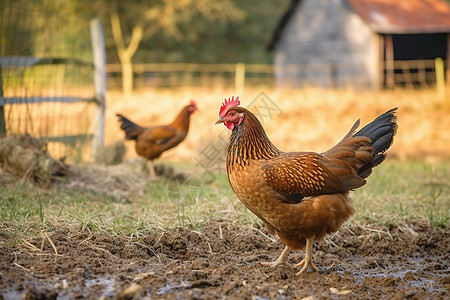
267, 0, 450, 89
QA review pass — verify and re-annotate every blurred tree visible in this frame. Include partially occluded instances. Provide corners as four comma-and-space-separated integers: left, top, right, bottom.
0, 0, 93, 59
139, 0, 287, 64
99, 0, 244, 95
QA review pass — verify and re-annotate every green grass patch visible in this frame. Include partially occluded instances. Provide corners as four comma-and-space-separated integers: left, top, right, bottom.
0, 160, 448, 240
352, 160, 449, 227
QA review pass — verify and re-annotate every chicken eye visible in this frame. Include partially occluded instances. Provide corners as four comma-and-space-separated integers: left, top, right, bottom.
230, 112, 236, 116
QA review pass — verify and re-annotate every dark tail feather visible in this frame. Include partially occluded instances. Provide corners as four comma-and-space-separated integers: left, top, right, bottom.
116, 114, 144, 140
354, 108, 398, 178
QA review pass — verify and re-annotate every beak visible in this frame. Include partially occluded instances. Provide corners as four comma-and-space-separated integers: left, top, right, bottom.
215, 116, 224, 125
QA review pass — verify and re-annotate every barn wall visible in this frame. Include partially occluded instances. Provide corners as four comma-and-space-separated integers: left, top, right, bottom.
274, 0, 378, 88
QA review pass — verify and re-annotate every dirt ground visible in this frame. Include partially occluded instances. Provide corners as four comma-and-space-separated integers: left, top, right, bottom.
0, 220, 448, 300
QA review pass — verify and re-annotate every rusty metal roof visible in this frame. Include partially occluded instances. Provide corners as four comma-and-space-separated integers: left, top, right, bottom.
346, 0, 450, 33
267, 0, 450, 50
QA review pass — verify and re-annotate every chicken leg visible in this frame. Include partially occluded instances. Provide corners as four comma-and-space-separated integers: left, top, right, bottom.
293, 236, 319, 274
147, 160, 156, 178
261, 246, 291, 267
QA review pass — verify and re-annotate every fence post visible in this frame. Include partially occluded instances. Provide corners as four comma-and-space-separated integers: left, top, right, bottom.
90, 18, 106, 161
447, 33, 450, 87
384, 34, 395, 89
0, 65, 5, 136
235, 63, 245, 91
435, 57, 445, 98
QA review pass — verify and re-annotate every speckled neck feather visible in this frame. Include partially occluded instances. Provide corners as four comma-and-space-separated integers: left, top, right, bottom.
227, 107, 279, 166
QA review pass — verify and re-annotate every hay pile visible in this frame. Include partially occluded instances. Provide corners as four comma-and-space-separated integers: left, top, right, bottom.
0, 135, 193, 199
0, 134, 149, 197
0, 134, 69, 187
66, 160, 150, 200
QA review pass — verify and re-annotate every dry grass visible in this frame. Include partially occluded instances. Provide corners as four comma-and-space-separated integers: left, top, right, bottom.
3, 101, 95, 160
107, 86, 450, 163
3, 86, 448, 162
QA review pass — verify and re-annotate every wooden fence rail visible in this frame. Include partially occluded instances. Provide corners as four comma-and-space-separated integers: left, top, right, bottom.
106, 59, 446, 90
106, 63, 274, 89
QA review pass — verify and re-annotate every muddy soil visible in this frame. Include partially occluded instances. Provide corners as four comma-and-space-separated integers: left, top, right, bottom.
0, 220, 448, 300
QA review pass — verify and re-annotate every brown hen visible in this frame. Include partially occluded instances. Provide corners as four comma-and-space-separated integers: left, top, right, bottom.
215, 96, 397, 274
117, 101, 197, 174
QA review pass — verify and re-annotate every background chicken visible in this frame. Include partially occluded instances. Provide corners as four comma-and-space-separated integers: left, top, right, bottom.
215, 96, 397, 274
117, 101, 197, 175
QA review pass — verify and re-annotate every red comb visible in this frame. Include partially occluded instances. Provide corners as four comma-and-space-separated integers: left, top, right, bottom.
190, 100, 198, 109
219, 96, 240, 117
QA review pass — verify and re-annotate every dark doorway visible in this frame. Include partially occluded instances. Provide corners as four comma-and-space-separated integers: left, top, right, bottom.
393, 33, 447, 60
383, 33, 448, 88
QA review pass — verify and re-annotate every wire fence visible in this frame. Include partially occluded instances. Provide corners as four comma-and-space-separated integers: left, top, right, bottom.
0, 0, 99, 162
385, 59, 440, 88
106, 59, 446, 90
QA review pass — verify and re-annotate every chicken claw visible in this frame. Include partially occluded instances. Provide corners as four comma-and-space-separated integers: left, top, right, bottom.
293, 256, 319, 274
261, 246, 291, 267
293, 236, 319, 274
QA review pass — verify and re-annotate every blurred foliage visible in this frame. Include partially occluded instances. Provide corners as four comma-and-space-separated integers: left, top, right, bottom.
97, 0, 249, 93
93, 0, 288, 64
0, 0, 288, 64
0, 0, 97, 61
132, 0, 288, 64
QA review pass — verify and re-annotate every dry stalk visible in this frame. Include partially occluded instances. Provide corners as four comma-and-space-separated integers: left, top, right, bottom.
43, 232, 59, 257
13, 262, 30, 271
342, 227, 356, 235
132, 241, 161, 262
21, 238, 41, 252
132, 272, 156, 282
153, 232, 166, 248
324, 237, 338, 248
251, 227, 277, 243
81, 240, 115, 258
358, 235, 373, 250
13, 251, 30, 272
189, 229, 213, 254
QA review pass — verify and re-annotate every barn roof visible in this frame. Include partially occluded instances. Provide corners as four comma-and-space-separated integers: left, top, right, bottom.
267, 0, 450, 50
347, 0, 450, 34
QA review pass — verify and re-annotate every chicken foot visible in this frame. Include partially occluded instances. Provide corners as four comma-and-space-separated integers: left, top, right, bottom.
293, 236, 319, 274
260, 236, 319, 274
261, 246, 291, 267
